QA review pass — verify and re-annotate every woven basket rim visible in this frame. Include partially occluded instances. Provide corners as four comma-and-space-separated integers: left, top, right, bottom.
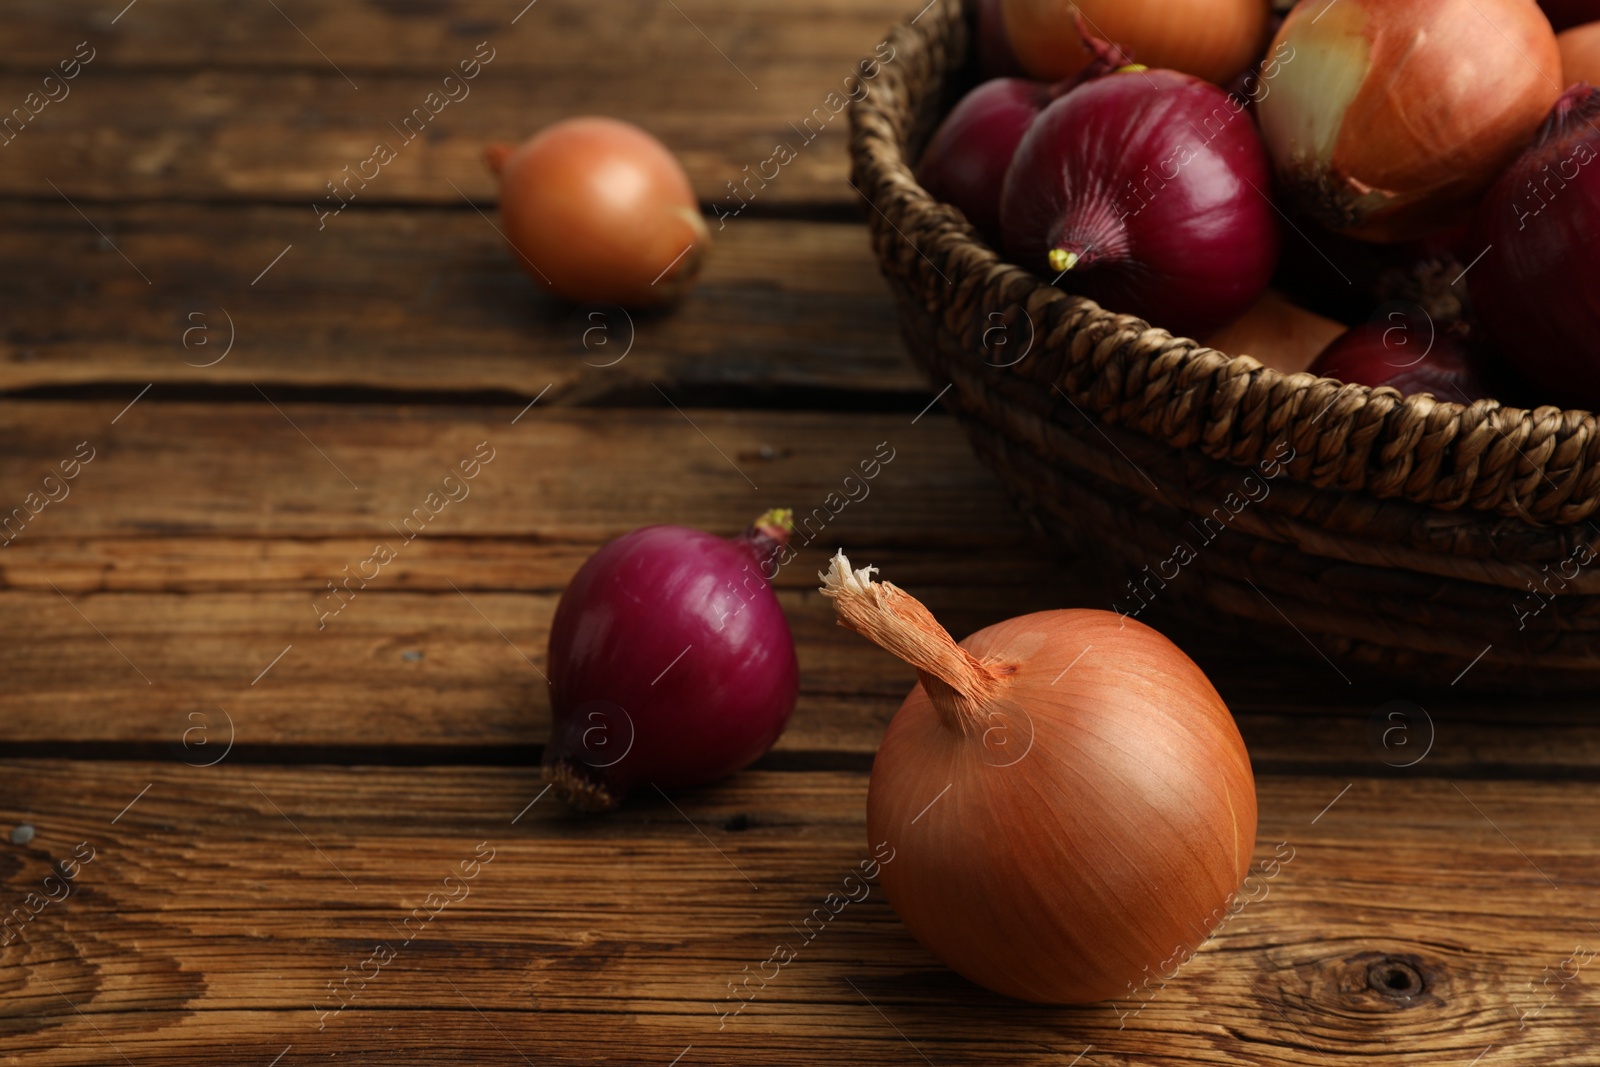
848, 0, 1600, 527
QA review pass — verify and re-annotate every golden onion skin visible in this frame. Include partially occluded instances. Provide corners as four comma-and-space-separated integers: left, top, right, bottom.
488, 117, 709, 306
1256, 0, 1562, 242
1001, 0, 1272, 86
866, 610, 1257, 1004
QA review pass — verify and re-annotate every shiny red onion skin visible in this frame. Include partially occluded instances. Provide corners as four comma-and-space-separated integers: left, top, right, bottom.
1469, 84, 1600, 408
1309, 318, 1495, 402
918, 78, 1053, 243
1000, 69, 1279, 339
544, 522, 798, 810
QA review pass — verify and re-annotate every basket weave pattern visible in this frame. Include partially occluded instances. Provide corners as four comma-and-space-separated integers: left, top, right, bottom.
849, 0, 1600, 682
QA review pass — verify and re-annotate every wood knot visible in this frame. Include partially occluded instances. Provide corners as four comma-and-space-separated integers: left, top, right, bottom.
1340, 951, 1440, 1011
1247, 942, 1484, 1056
1366, 957, 1426, 999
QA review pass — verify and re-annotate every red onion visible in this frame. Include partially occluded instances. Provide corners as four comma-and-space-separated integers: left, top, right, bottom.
1000, 66, 1279, 339
543, 510, 799, 811
1542, 0, 1600, 32
1469, 84, 1600, 408
1309, 311, 1495, 402
917, 78, 1056, 242
919, 29, 1132, 243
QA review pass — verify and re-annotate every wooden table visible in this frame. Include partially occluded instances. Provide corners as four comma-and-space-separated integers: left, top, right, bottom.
2, 2, 1596, 1063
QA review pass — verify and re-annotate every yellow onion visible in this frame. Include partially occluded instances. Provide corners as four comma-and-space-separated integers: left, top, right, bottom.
820, 553, 1256, 1004
1256, 0, 1562, 242
1202, 289, 1345, 375
485, 117, 709, 306
999, 0, 1272, 85
1559, 21, 1600, 85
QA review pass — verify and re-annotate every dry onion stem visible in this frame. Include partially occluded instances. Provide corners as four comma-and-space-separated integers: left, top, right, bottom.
822, 551, 1257, 1004
821, 554, 1002, 736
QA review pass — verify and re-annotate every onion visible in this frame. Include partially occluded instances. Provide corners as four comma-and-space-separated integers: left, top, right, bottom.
1000, 67, 1279, 339
820, 553, 1255, 1004
917, 79, 1057, 243
1221, 11, 1285, 108
1402, 221, 1476, 268
1202, 289, 1345, 375
976, 0, 1027, 77
543, 510, 799, 811
918, 29, 1137, 239
1560, 22, 1600, 84
1256, 0, 1562, 242
1469, 84, 1600, 407
999, 0, 1271, 85
485, 117, 709, 307
1308, 312, 1496, 402
1543, 0, 1600, 31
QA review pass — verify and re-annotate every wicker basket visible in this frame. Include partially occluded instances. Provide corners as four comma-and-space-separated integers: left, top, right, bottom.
849, 0, 1600, 688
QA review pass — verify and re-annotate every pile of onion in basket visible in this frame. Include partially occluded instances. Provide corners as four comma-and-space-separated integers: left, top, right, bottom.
926, 0, 1600, 407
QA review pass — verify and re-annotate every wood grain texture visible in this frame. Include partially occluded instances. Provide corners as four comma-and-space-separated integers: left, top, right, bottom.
0, 402, 1592, 765
0, 205, 911, 397
4, 573, 1598, 774
0, 0, 908, 204
3, 0, 1598, 1063
5, 0, 904, 73
0, 585, 938, 752
0, 400, 1048, 753
1, 762, 1596, 1065
0, 403, 1000, 544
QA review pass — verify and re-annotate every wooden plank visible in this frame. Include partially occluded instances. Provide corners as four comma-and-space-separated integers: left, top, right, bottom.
0, 0, 911, 204
4, 566, 1599, 771
0, 538, 1065, 596
0, 403, 997, 544
0, 586, 952, 752
0, 402, 1595, 761
0, 400, 1047, 752
1, 762, 1595, 1064
6, 0, 907, 72
0, 205, 912, 396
